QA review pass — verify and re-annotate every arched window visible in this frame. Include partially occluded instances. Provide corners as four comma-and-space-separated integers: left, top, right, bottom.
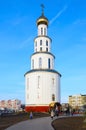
40, 47, 42, 51
48, 58, 50, 69
52, 78, 55, 85
38, 76, 40, 88
35, 41, 37, 47
46, 40, 48, 46
52, 94, 55, 101
41, 28, 43, 35
52, 58, 54, 69
44, 28, 46, 35
32, 59, 34, 69
46, 47, 48, 52
39, 57, 42, 68
40, 40, 42, 45
35, 48, 37, 52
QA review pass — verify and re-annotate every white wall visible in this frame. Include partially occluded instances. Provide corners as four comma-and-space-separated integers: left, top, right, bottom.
25, 71, 60, 106
31, 53, 54, 69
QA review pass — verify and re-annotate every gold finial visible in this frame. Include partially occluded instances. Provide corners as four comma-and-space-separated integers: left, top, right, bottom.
41, 4, 44, 15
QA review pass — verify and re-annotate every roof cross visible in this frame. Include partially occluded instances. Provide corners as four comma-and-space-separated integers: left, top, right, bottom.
41, 4, 45, 15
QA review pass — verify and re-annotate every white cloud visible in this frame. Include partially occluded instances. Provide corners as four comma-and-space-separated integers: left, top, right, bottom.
49, 5, 68, 25
73, 19, 86, 25
20, 36, 33, 49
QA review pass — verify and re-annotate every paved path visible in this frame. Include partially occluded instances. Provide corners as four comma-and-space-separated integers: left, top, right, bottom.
5, 117, 56, 130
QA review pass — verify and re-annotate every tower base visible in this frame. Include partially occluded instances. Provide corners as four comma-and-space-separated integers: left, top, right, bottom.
25, 106, 49, 112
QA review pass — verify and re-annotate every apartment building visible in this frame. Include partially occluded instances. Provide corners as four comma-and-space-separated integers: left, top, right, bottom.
0, 99, 21, 111
69, 94, 86, 109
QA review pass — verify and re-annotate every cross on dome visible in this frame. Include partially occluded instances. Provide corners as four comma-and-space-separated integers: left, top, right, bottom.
41, 4, 44, 15
36, 4, 48, 26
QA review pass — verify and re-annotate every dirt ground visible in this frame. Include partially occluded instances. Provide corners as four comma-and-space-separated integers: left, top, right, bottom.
0, 112, 49, 130
0, 113, 86, 130
52, 116, 86, 130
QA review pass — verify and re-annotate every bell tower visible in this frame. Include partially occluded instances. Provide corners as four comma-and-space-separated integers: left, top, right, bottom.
25, 6, 61, 112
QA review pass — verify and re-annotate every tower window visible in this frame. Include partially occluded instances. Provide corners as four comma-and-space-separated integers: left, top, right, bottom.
41, 28, 43, 35
38, 76, 40, 88
32, 59, 34, 69
40, 40, 42, 45
46, 48, 48, 52
40, 47, 42, 51
35, 41, 37, 47
44, 28, 46, 35
52, 58, 54, 68
52, 94, 55, 101
48, 58, 50, 69
52, 78, 55, 85
39, 57, 42, 68
35, 48, 37, 52
46, 40, 48, 46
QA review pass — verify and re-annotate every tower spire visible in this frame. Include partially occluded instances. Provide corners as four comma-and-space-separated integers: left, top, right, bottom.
41, 4, 44, 15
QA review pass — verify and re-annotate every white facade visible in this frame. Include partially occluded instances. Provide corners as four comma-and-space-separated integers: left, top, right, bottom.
31, 53, 54, 69
25, 12, 61, 110
25, 70, 60, 105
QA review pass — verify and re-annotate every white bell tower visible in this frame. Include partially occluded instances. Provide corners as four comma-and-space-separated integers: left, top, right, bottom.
25, 6, 61, 112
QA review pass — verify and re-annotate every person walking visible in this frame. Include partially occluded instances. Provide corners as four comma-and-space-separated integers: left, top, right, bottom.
29, 111, 33, 119
55, 106, 59, 117
51, 110, 54, 120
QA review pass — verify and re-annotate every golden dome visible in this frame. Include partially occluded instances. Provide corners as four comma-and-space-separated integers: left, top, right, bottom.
36, 14, 48, 26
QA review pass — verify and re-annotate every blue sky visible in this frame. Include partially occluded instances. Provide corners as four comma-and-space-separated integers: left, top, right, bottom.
0, 0, 86, 104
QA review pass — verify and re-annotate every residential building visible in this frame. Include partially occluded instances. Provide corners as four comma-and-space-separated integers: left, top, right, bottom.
69, 94, 86, 109
0, 99, 21, 111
